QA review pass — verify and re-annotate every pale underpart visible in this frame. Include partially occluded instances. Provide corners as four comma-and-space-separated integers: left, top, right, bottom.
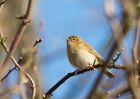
68, 48, 100, 68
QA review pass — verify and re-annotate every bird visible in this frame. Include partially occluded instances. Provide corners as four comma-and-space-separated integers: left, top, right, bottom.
66, 35, 114, 78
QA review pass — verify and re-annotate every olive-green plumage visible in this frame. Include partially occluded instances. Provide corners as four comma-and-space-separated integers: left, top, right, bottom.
66, 35, 114, 78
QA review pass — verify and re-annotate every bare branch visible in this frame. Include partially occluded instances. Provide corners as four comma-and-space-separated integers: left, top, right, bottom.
1, 37, 42, 82
1, 66, 17, 82
0, 84, 23, 98
43, 63, 126, 99
132, 19, 140, 64
0, 33, 36, 99
0, 0, 6, 14
86, 42, 125, 99
33, 38, 42, 48
127, 64, 140, 99
110, 84, 129, 98
85, 1, 128, 98
112, 48, 124, 64
0, 0, 33, 81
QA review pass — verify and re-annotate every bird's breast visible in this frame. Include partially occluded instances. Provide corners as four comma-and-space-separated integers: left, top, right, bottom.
68, 48, 100, 68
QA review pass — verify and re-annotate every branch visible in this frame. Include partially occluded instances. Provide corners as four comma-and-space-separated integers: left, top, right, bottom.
0, 84, 23, 98
126, 3, 140, 97
132, 19, 140, 64
0, 0, 33, 81
0, 0, 5, 5
0, 0, 6, 14
1, 38, 42, 82
33, 38, 42, 48
43, 64, 126, 99
128, 19, 140, 99
110, 84, 129, 98
85, 0, 129, 99
127, 64, 140, 99
111, 48, 124, 64
1, 66, 17, 82
0, 33, 36, 99
86, 46, 124, 99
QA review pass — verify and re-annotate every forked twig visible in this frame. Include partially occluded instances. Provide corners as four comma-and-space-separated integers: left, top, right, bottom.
0, 32, 36, 99
0, 0, 33, 82
1, 38, 42, 82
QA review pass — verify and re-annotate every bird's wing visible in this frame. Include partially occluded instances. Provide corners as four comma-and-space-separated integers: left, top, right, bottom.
84, 43, 103, 62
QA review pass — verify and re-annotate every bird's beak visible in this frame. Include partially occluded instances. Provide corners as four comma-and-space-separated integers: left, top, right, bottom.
66, 38, 69, 41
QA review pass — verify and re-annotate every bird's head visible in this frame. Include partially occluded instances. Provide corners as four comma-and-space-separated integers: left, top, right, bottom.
66, 35, 83, 45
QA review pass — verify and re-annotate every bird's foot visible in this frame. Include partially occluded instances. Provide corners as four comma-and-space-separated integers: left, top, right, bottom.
88, 63, 95, 70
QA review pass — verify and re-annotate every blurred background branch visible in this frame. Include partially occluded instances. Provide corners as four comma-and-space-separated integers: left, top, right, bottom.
0, 32, 36, 99
132, 19, 140, 64
0, 0, 33, 82
0, 0, 6, 14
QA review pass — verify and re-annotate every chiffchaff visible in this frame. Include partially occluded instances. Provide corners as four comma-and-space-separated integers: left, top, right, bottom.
66, 35, 114, 78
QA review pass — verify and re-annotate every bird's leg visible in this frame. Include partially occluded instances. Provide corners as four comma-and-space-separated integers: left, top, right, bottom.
87, 61, 96, 70
89, 59, 97, 70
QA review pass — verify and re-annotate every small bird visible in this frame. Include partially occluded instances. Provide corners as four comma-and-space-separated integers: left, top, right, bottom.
66, 35, 114, 78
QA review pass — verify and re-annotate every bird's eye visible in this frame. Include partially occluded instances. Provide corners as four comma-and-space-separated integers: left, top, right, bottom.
72, 38, 75, 41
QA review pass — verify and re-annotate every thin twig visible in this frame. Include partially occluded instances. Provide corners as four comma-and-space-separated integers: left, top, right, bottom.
1, 66, 17, 82
43, 64, 126, 99
0, 84, 23, 97
0, 0, 5, 5
0, 36, 42, 98
118, 1, 140, 99
1, 38, 42, 82
86, 1, 127, 98
110, 84, 129, 98
127, 18, 140, 99
112, 48, 124, 64
33, 38, 42, 48
0, 0, 6, 14
0, 33, 36, 99
86, 40, 124, 99
127, 64, 140, 99
0, 0, 33, 81
132, 19, 140, 64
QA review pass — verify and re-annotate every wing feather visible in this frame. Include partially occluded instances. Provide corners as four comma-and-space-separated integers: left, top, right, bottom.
83, 43, 102, 62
